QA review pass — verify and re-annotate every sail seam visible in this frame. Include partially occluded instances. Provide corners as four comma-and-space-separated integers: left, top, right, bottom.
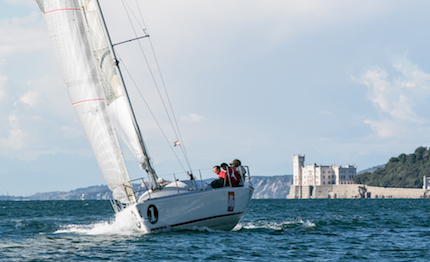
45, 9, 81, 15
72, 98, 105, 105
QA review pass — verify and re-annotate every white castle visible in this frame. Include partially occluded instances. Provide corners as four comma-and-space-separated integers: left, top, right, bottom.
293, 155, 357, 186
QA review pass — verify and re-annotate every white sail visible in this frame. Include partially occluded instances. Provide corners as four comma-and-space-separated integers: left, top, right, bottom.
79, 0, 147, 165
37, 0, 136, 203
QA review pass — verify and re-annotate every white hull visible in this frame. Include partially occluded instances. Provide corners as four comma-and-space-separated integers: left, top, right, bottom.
125, 186, 253, 232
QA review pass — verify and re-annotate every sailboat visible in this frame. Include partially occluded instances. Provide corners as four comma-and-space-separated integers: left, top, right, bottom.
36, 0, 254, 232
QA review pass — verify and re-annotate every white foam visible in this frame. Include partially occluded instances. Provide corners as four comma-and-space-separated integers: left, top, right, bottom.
232, 223, 243, 231
238, 219, 316, 231
187, 226, 217, 233
239, 220, 294, 230
56, 211, 147, 235
301, 219, 316, 228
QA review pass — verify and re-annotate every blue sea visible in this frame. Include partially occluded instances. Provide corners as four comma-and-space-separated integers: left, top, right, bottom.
1, 199, 430, 261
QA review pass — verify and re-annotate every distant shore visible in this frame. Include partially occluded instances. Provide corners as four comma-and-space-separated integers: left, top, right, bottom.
288, 184, 430, 199
0, 175, 293, 200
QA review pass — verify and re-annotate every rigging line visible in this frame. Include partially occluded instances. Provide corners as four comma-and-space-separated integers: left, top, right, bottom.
120, 0, 177, 134
117, 54, 188, 174
146, 35, 193, 172
134, 0, 145, 28
124, 0, 191, 169
120, 1, 180, 149
121, 0, 193, 172
133, 0, 193, 172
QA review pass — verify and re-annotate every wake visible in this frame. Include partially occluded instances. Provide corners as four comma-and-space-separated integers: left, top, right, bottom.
237, 219, 316, 231
55, 210, 147, 235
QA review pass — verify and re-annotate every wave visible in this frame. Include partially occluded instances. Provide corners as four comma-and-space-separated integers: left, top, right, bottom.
55, 210, 146, 235
54, 210, 316, 235
237, 219, 316, 231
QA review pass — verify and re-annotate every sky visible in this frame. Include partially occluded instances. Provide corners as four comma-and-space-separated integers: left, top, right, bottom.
1, 0, 430, 196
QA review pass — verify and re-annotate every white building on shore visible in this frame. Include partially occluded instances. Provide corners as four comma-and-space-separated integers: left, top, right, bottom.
293, 155, 357, 186
289, 155, 430, 199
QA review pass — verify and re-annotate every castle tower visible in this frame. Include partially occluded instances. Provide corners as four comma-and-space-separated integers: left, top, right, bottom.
293, 155, 305, 186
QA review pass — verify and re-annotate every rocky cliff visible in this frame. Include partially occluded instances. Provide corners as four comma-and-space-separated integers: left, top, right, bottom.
251, 175, 292, 199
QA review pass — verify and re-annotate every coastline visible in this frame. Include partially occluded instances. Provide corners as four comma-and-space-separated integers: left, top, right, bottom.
288, 184, 430, 199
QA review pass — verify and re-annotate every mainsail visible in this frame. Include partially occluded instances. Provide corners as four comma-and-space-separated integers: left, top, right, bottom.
37, 0, 158, 203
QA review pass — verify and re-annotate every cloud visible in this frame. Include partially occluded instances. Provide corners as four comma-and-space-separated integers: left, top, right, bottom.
107, 0, 392, 62
3, 0, 35, 6
0, 69, 77, 157
0, 72, 6, 101
20, 90, 39, 106
318, 110, 335, 116
60, 125, 83, 139
0, 11, 49, 58
357, 56, 430, 138
0, 114, 26, 150
181, 113, 205, 123
364, 119, 406, 139
0, 6, 85, 160
22, 75, 72, 115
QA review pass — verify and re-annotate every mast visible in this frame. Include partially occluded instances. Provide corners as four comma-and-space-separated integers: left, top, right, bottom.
94, 0, 159, 189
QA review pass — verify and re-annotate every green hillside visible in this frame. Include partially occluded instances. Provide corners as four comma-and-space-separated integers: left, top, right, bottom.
353, 146, 430, 188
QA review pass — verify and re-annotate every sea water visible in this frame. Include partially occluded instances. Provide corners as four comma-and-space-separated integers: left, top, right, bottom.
1, 199, 430, 261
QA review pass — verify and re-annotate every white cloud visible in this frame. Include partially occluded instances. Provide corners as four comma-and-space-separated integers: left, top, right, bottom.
318, 110, 334, 116
0, 72, 6, 101
364, 119, 405, 139
358, 56, 430, 138
0, 11, 49, 58
0, 114, 26, 149
20, 90, 39, 106
0, 3, 81, 160
61, 125, 83, 139
3, 0, 35, 6
0, 65, 76, 157
106, 0, 393, 63
22, 75, 72, 115
181, 113, 205, 123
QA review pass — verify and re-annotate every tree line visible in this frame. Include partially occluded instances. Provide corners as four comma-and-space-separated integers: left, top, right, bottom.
353, 146, 430, 188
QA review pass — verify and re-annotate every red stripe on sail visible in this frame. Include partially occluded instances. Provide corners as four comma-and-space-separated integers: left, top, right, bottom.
45, 9, 81, 15
72, 98, 105, 106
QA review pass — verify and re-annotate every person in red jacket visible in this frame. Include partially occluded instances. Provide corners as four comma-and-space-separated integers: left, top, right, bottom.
210, 165, 225, 188
221, 163, 240, 186
230, 159, 246, 186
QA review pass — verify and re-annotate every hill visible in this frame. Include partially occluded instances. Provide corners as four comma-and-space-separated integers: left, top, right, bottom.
357, 164, 385, 174
353, 146, 430, 188
1, 175, 293, 200
251, 175, 292, 199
